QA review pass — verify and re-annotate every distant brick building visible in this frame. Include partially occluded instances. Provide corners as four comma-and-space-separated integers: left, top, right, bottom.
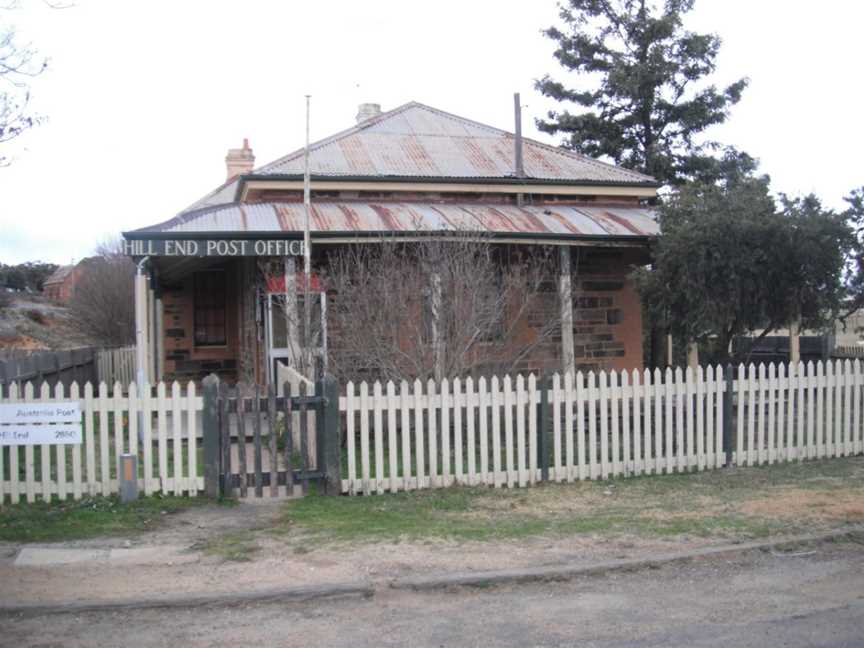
43, 264, 81, 302
123, 102, 660, 384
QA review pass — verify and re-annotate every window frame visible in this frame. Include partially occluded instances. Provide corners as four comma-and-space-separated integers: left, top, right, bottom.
193, 269, 228, 348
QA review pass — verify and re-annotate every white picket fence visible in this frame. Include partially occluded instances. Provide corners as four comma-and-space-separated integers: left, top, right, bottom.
340, 360, 864, 495
0, 381, 203, 505
96, 346, 136, 386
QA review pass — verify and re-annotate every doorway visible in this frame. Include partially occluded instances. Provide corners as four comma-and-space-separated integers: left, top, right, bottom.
264, 292, 328, 384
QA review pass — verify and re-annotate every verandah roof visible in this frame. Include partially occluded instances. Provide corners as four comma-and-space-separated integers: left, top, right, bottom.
128, 201, 658, 241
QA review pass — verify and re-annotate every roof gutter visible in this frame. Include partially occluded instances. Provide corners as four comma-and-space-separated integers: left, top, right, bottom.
121, 228, 657, 245
235, 173, 660, 189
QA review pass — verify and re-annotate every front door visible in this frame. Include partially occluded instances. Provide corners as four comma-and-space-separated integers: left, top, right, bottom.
264, 292, 327, 384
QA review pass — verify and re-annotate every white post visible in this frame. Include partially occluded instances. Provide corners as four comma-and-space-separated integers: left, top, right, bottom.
134, 257, 150, 390
284, 256, 300, 368
790, 318, 801, 366
303, 94, 313, 379
687, 341, 699, 370
155, 294, 164, 382
559, 246, 575, 375
147, 284, 156, 383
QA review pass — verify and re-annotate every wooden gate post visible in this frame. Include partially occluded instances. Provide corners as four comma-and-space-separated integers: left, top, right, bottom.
723, 364, 734, 467
320, 374, 342, 495
538, 374, 553, 482
202, 373, 221, 498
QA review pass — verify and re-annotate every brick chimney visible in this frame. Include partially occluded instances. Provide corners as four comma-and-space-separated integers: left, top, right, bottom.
356, 103, 382, 124
225, 138, 255, 181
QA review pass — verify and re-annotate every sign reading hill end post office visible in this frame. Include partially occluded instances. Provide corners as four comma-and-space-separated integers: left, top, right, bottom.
0, 402, 82, 445
124, 239, 304, 257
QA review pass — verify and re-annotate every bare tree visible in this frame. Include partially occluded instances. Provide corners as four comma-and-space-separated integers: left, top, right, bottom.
67, 237, 135, 346
322, 234, 560, 383
0, 1, 49, 165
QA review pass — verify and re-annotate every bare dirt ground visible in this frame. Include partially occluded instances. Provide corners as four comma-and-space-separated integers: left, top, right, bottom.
0, 295, 93, 350
3, 539, 863, 648
0, 498, 716, 607
3, 457, 863, 608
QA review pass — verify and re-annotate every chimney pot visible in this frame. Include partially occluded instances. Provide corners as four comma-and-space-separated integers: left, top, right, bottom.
225, 139, 255, 181
356, 103, 382, 124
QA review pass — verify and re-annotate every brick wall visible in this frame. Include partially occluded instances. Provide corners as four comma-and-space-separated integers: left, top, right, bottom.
153, 245, 647, 384
159, 261, 240, 382
504, 247, 646, 376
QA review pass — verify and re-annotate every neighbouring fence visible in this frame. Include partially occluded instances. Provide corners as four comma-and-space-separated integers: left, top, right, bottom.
833, 345, 864, 360
96, 346, 136, 386
0, 348, 98, 390
340, 360, 864, 495
0, 380, 202, 505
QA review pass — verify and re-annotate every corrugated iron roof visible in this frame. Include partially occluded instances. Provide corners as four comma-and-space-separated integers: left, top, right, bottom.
132, 202, 658, 239
255, 102, 656, 185
179, 177, 239, 214
43, 265, 74, 285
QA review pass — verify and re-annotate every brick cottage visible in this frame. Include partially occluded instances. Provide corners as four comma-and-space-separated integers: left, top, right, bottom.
122, 101, 659, 385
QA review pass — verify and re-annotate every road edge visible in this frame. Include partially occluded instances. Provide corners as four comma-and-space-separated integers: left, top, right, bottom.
2, 526, 860, 615
389, 526, 864, 591
0, 582, 374, 617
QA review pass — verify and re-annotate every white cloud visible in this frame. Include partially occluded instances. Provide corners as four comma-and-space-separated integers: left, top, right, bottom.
1, 0, 862, 264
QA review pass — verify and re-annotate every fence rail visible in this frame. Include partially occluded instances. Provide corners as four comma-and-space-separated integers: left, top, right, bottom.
339, 360, 864, 495
0, 380, 202, 505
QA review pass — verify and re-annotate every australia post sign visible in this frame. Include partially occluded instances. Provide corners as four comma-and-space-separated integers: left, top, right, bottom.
0, 402, 82, 445
124, 239, 305, 257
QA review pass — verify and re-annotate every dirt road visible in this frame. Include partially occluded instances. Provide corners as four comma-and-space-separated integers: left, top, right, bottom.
3, 541, 863, 647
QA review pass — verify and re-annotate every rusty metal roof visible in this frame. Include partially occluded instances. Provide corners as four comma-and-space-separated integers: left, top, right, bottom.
255, 102, 656, 185
43, 265, 74, 285
131, 202, 658, 239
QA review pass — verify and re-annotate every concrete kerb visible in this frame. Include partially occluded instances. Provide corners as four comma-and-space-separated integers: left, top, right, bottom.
389, 527, 864, 592
2, 526, 861, 617
0, 582, 375, 617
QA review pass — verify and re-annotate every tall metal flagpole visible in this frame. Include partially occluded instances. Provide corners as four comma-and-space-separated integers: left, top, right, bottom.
303, 95, 313, 378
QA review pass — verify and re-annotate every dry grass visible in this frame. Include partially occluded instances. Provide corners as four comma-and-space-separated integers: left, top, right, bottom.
275, 456, 864, 547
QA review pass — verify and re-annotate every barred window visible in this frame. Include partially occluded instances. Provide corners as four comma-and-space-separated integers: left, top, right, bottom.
194, 271, 226, 346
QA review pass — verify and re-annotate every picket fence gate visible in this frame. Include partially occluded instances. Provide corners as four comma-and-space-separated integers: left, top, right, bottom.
0, 380, 202, 505
339, 360, 864, 495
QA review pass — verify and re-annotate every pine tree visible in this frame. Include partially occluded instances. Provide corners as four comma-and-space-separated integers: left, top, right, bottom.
536, 0, 747, 186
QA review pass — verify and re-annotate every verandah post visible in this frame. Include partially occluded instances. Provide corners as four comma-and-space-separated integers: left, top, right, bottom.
320, 374, 342, 495
538, 374, 552, 482
202, 373, 221, 498
723, 364, 734, 466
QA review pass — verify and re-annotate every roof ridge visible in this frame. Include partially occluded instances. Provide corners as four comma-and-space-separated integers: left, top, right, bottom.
254, 101, 422, 174
256, 100, 653, 183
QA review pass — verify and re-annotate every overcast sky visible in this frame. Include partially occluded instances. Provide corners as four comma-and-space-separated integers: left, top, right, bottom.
1, 0, 862, 265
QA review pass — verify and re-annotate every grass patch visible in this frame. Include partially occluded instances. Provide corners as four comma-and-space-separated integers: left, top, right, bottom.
276, 456, 864, 547
0, 494, 223, 543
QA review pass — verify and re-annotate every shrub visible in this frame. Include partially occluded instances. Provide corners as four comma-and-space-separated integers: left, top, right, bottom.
24, 309, 46, 325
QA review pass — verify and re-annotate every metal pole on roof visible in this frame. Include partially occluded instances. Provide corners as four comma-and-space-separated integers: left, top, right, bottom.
303, 95, 313, 379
